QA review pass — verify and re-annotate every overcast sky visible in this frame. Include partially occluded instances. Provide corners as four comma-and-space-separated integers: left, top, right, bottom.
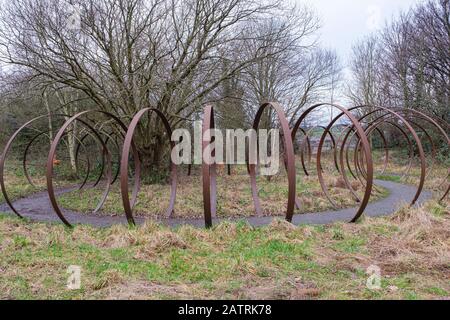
299, 0, 422, 63
293, 0, 423, 102
0, 0, 425, 100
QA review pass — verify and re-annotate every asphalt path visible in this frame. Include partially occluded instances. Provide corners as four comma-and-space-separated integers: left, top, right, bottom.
0, 180, 432, 228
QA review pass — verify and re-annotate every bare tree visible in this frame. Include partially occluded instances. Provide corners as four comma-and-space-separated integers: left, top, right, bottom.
347, 35, 384, 109
407, 0, 449, 120
348, 0, 449, 123
0, 0, 301, 172
287, 48, 341, 126
235, 7, 341, 129
0, 69, 94, 172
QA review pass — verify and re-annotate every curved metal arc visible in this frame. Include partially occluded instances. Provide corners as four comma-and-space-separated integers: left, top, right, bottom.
294, 103, 374, 222
250, 102, 296, 222
120, 108, 176, 226
0, 115, 52, 218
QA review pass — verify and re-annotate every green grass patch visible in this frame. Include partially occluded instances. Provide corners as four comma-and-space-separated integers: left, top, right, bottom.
375, 174, 402, 183
0, 200, 448, 300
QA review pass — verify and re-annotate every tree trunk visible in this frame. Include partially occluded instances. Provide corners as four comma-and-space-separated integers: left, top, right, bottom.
134, 120, 170, 184
43, 91, 54, 145
55, 89, 78, 174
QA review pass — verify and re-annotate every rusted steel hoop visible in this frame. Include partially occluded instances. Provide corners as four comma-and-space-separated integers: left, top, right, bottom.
352, 120, 414, 182
292, 113, 367, 209
249, 102, 296, 222
292, 103, 373, 222
74, 132, 102, 188
351, 119, 391, 183
392, 108, 449, 201
394, 109, 449, 174
23, 130, 55, 187
23, 130, 92, 191
334, 124, 357, 179
341, 119, 411, 201
405, 120, 436, 179
314, 126, 338, 172
47, 118, 112, 226
296, 127, 312, 176
288, 125, 335, 210
340, 126, 387, 185
356, 119, 435, 181
320, 120, 361, 202
47, 111, 139, 227
120, 108, 177, 225
339, 111, 392, 183
359, 115, 415, 180
337, 110, 404, 189
325, 118, 371, 205
1, 115, 56, 218
92, 129, 123, 185
343, 105, 426, 206
201, 105, 218, 228
75, 130, 122, 187
370, 127, 389, 175
335, 130, 362, 203
0, 115, 89, 218
292, 125, 337, 176
104, 133, 124, 184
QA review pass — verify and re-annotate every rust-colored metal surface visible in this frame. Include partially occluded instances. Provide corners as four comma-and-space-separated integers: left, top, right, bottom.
250, 102, 296, 222
201, 105, 217, 228
120, 108, 177, 225
1, 102, 448, 228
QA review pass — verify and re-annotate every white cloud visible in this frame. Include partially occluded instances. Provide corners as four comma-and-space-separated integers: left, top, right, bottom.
293, 0, 422, 102
297, 0, 422, 60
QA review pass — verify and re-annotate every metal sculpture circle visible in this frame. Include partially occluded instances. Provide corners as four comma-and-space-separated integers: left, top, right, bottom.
250, 102, 297, 222
120, 108, 177, 225
0, 103, 448, 228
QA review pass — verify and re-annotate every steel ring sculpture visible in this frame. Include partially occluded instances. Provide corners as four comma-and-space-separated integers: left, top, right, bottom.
0, 102, 448, 228
46, 111, 140, 227
1, 115, 55, 218
120, 108, 177, 225
24, 129, 93, 190
0, 114, 87, 218
291, 103, 374, 222
249, 102, 297, 222
201, 105, 218, 228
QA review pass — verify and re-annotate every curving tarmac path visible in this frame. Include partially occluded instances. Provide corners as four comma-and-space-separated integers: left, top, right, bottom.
0, 180, 432, 228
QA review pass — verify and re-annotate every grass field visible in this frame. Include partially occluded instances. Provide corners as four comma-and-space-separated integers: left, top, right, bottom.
0, 160, 78, 203
0, 199, 448, 300
1, 155, 389, 218
0, 172, 43, 204
372, 148, 449, 194
58, 171, 388, 218
0, 150, 448, 300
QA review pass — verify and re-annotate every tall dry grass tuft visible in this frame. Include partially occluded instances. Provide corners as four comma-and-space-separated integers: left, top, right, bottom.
134, 230, 188, 260
92, 269, 125, 290
368, 201, 450, 275
102, 224, 137, 248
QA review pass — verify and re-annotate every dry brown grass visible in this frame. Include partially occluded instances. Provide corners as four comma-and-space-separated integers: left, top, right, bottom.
368, 202, 450, 276
0, 198, 448, 300
58, 169, 387, 219
102, 280, 205, 300
134, 231, 188, 260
